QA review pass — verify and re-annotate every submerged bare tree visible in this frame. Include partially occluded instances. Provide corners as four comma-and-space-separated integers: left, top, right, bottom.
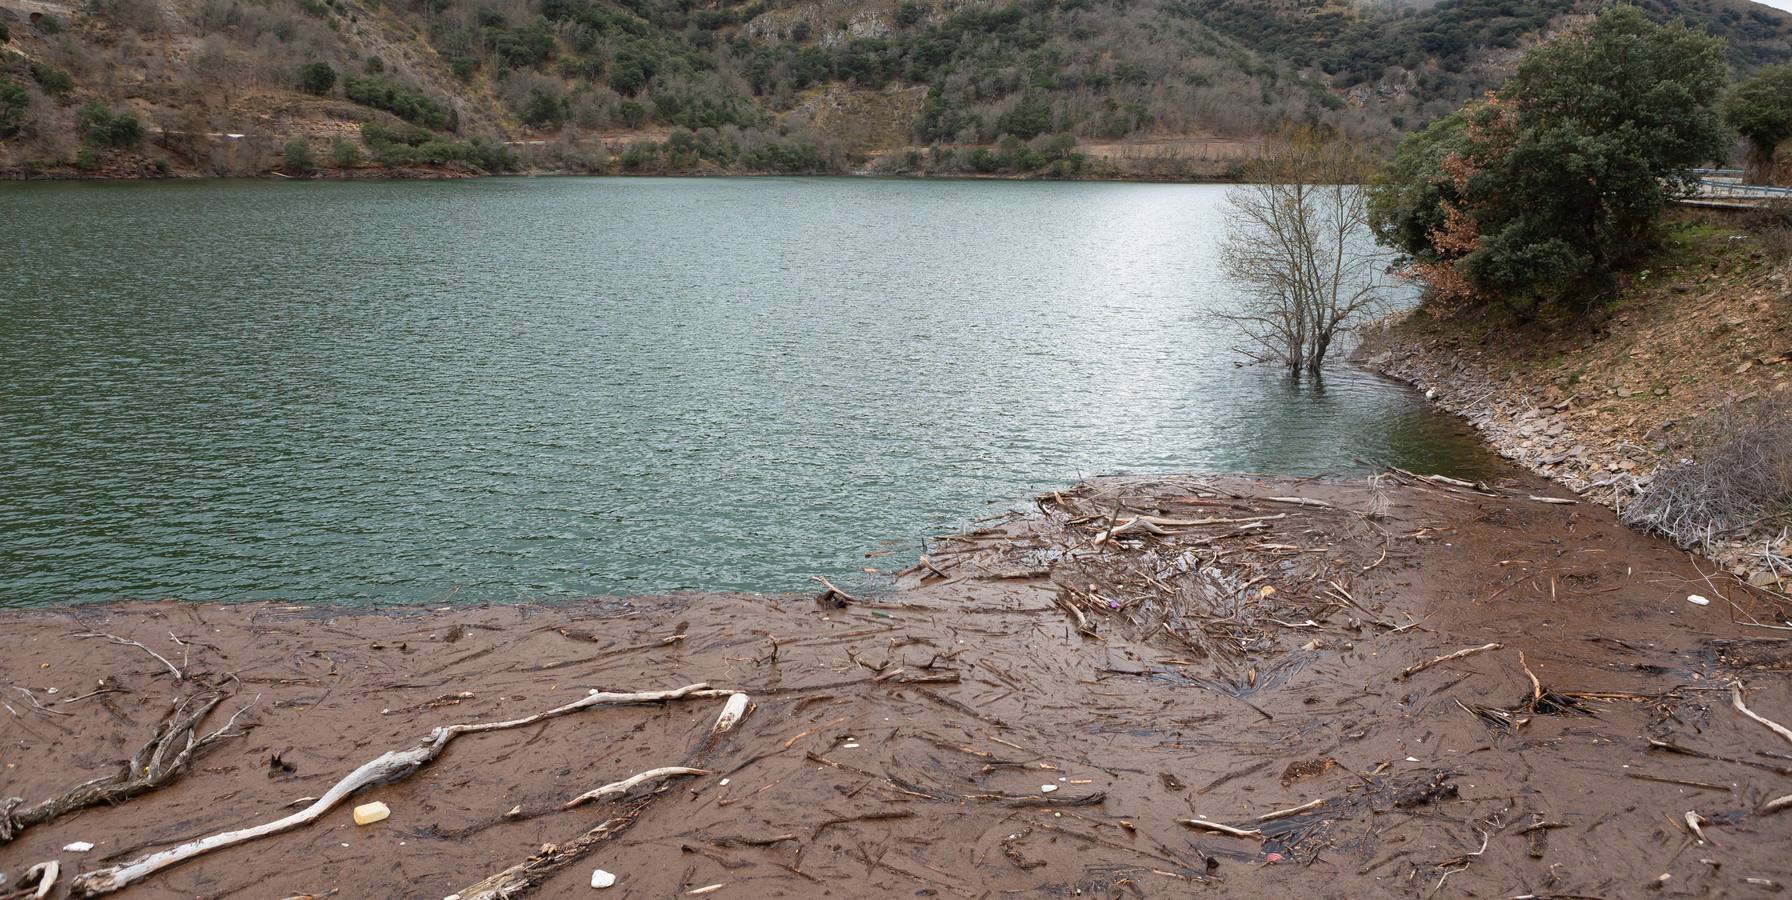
1217, 130, 1388, 378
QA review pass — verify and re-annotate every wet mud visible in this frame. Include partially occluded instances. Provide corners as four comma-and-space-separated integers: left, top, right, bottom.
2, 472, 1790, 898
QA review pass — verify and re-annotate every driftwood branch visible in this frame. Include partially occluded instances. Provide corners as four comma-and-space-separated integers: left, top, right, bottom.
1179, 818, 1264, 839
70, 683, 728, 896
2, 693, 250, 844
564, 767, 707, 808
1398, 643, 1503, 680
450, 694, 754, 900
75, 632, 183, 681
1731, 681, 1792, 748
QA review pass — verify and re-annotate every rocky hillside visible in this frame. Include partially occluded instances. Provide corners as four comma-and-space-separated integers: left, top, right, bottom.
1360, 207, 1792, 588
3, 0, 1790, 177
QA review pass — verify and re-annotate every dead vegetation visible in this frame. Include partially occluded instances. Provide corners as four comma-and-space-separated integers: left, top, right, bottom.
1625, 394, 1792, 569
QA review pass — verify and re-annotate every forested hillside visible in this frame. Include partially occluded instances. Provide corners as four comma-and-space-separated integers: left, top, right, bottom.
2, 0, 1789, 177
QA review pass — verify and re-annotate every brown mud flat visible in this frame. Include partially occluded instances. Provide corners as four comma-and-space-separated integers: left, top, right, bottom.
3, 474, 1791, 898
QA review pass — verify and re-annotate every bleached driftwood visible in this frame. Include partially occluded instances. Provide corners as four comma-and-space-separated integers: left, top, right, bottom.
1179, 818, 1263, 839
1091, 512, 1288, 544
2, 693, 251, 843
15, 860, 59, 899
712, 692, 750, 733
1761, 794, 1792, 815
1266, 497, 1334, 509
1732, 681, 1792, 748
451, 693, 754, 900
1398, 643, 1503, 680
564, 767, 708, 808
70, 683, 728, 896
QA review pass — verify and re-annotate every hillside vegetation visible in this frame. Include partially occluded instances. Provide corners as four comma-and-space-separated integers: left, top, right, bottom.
2, 0, 1790, 177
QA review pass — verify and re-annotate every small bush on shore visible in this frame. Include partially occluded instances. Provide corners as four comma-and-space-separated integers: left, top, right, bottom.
330, 138, 360, 167
282, 139, 315, 173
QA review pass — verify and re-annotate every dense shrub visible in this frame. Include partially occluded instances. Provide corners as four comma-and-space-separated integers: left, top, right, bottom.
282, 139, 315, 173
1369, 8, 1729, 318
0, 81, 28, 139
330, 137, 361, 167
521, 87, 567, 128
77, 102, 144, 148
343, 75, 458, 130
1724, 63, 1792, 180
32, 65, 75, 101
296, 61, 337, 95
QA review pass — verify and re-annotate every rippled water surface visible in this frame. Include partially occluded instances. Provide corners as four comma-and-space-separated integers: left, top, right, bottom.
0, 177, 1495, 606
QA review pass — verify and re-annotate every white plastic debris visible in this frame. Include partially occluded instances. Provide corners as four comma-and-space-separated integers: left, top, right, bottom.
591, 869, 617, 889
1040, 784, 1059, 793
842, 742, 860, 749
352, 801, 390, 825
1687, 594, 1711, 606
62, 841, 94, 853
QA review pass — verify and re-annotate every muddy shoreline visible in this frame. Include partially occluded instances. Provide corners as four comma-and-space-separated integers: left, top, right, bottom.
3, 473, 1789, 898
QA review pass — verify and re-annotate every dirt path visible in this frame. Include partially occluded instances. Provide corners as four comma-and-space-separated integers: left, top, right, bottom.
2, 473, 1789, 898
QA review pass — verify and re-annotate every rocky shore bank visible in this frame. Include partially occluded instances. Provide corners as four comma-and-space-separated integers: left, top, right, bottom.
1356, 219, 1791, 590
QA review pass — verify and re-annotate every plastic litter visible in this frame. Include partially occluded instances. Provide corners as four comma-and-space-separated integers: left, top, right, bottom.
352, 801, 390, 825
62, 841, 94, 853
591, 869, 617, 889
1687, 594, 1710, 606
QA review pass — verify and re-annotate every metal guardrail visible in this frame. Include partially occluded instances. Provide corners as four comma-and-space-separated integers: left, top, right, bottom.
1691, 178, 1792, 200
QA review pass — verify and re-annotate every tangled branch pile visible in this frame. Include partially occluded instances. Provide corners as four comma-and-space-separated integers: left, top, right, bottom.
1625, 395, 1792, 554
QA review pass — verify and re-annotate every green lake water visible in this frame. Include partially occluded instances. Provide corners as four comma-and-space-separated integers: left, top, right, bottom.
0, 177, 1495, 606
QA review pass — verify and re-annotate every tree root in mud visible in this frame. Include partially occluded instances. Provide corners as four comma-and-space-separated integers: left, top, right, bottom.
0, 692, 252, 845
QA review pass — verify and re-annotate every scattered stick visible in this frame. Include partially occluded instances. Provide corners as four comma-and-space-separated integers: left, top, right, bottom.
75, 633, 183, 681
12, 860, 59, 900
1266, 497, 1333, 509
1528, 495, 1577, 505
1256, 799, 1324, 822
2, 693, 252, 844
783, 716, 848, 749
1518, 651, 1543, 709
1399, 643, 1503, 680
565, 767, 709, 808
1731, 681, 1792, 748
1684, 810, 1714, 844
70, 684, 729, 896
1760, 794, 1792, 815
449, 693, 753, 900
811, 576, 860, 606
1178, 819, 1263, 839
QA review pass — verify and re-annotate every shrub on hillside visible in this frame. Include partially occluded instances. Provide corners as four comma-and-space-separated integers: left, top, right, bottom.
31, 65, 75, 101
296, 61, 337, 95
1723, 64, 1792, 183
0, 81, 29, 139
77, 102, 144, 148
343, 74, 458, 130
